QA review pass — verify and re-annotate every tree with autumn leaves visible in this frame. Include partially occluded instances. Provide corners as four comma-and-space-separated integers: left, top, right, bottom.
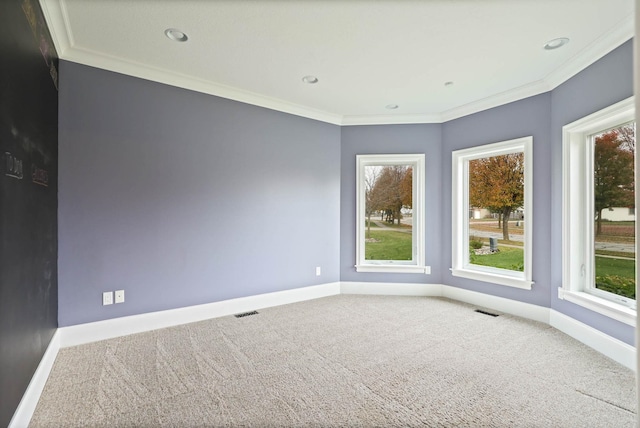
365, 165, 412, 237
468, 125, 634, 241
469, 153, 524, 241
594, 126, 635, 235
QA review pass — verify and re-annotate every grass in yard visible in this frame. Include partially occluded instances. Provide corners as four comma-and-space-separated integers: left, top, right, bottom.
365, 220, 379, 228
499, 239, 523, 247
470, 248, 636, 299
469, 246, 524, 271
595, 256, 635, 299
377, 221, 412, 229
470, 238, 523, 248
365, 230, 412, 261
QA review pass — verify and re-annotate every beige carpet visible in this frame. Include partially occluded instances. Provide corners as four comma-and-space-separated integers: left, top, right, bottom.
30, 295, 636, 427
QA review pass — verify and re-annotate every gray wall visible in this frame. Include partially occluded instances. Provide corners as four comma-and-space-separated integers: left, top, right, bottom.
340, 124, 443, 284
59, 40, 634, 345
339, 40, 633, 345
550, 40, 635, 345
441, 93, 552, 308
58, 62, 341, 326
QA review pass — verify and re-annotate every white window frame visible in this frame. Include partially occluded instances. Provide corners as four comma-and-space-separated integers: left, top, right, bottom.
451, 137, 533, 289
560, 97, 636, 326
355, 154, 426, 273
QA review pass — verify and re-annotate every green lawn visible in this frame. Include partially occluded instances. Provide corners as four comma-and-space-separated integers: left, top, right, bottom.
469, 247, 636, 299
596, 256, 636, 299
365, 230, 412, 261
469, 247, 524, 271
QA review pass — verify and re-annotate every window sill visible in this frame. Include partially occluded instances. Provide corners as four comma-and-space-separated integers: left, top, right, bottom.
451, 267, 533, 290
558, 289, 636, 326
355, 264, 430, 274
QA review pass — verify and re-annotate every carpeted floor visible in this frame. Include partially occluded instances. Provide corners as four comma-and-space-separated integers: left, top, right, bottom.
30, 295, 636, 427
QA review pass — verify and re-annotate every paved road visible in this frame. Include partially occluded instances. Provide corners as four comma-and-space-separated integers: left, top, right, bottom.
371, 220, 411, 233
373, 219, 635, 254
470, 227, 634, 254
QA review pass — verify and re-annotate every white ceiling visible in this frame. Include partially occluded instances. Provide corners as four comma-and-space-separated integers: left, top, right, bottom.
40, 0, 634, 125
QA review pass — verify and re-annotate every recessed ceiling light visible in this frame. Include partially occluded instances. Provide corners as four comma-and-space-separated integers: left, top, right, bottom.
302, 75, 319, 84
444, 81, 454, 87
544, 37, 569, 50
385, 104, 399, 110
165, 28, 188, 42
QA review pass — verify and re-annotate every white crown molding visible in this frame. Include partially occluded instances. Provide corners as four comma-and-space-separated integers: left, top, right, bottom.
341, 113, 443, 126
440, 80, 552, 123
40, 0, 634, 126
38, 0, 73, 56
544, 14, 634, 90
63, 46, 345, 125
40, 1, 343, 125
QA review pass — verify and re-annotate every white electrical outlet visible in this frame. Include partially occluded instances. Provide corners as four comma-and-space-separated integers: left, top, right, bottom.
315, 266, 321, 276
102, 291, 113, 306
115, 289, 125, 304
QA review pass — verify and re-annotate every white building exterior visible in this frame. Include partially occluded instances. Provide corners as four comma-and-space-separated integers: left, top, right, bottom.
600, 207, 635, 222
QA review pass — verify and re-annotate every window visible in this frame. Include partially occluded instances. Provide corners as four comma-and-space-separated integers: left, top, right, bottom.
561, 97, 636, 325
451, 137, 533, 289
355, 154, 426, 273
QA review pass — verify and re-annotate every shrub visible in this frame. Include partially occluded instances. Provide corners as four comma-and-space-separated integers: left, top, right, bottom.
469, 236, 483, 250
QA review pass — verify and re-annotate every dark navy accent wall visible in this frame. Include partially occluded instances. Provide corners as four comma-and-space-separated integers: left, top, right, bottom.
58, 62, 341, 326
441, 93, 552, 308
0, 1, 58, 425
550, 40, 634, 345
340, 124, 443, 284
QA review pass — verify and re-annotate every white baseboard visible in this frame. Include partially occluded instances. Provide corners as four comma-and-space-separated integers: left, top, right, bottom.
60, 282, 341, 347
442, 286, 550, 324
549, 310, 636, 371
339, 282, 549, 323
340, 281, 631, 370
340, 281, 443, 296
9, 330, 61, 428
12, 280, 637, 427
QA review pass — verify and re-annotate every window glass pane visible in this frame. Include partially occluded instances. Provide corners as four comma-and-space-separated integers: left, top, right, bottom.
467, 153, 525, 272
364, 165, 413, 261
593, 123, 636, 300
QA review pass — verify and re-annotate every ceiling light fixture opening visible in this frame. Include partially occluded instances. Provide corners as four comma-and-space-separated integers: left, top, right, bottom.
165, 28, 188, 42
302, 75, 319, 84
385, 104, 399, 110
544, 37, 569, 50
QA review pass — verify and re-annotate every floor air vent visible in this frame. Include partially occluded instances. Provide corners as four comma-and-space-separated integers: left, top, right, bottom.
475, 309, 499, 317
234, 310, 259, 318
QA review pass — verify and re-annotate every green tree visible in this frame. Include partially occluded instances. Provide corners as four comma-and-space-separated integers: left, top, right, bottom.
594, 128, 635, 235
